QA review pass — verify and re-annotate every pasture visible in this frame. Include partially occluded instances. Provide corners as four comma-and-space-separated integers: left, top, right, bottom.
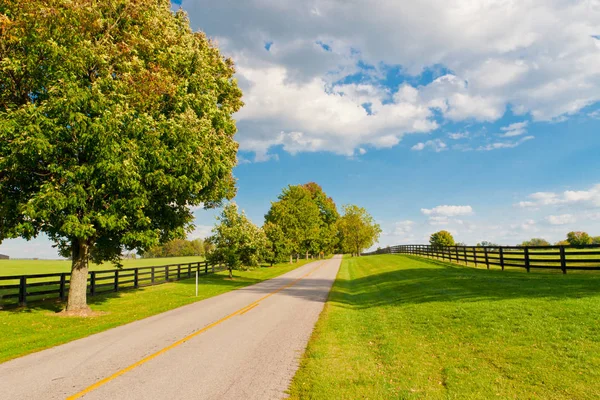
0, 256, 205, 276
289, 254, 600, 399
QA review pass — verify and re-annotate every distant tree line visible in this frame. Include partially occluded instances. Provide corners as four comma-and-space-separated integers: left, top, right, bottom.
429, 230, 600, 248
141, 238, 214, 258
204, 182, 381, 278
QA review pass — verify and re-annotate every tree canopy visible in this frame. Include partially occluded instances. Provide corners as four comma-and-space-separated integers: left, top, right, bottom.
337, 205, 381, 256
566, 231, 592, 246
520, 238, 551, 247
0, 0, 242, 312
207, 203, 267, 278
429, 230, 455, 248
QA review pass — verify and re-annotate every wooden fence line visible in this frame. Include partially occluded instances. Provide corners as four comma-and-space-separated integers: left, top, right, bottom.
362, 244, 600, 273
0, 260, 223, 307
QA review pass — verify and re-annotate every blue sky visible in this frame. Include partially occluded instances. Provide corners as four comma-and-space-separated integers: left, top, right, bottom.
2, 0, 600, 258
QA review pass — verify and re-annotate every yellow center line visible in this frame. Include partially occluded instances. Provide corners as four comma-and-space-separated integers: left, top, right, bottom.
67, 260, 324, 400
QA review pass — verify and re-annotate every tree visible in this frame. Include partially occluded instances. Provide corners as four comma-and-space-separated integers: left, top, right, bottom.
0, 1, 242, 313
264, 185, 321, 262
301, 183, 340, 257
555, 240, 570, 246
593, 236, 600, 245
520, 238, 550, 247
338, 205, 381, 256
430, 230, 455, 248
477, 241, 498, 247
207, 203, 267, 279
566, 231, 592, 246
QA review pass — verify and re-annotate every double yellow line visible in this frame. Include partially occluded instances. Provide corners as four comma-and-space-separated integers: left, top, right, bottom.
67, 261, 324, 399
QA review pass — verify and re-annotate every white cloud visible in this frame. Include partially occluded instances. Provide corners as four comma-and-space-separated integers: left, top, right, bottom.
545, 214, 577, 225
392, 220, 414, 235
421, 205, 473, 217
477, 135, 534, 151
187, 225, 213, 240
179, 0, 600, 158
518, 183, 600, 208
448, 131, 469, 140
501, 121, 528, 137
411, 139, 447, 152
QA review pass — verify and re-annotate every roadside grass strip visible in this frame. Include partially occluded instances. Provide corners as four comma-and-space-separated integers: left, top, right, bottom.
289, 254, 600, 399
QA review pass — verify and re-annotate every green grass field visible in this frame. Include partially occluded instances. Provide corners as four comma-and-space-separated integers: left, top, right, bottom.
0, 259, 312, 363
289, 254, 600, 399
0, 256, 205, 276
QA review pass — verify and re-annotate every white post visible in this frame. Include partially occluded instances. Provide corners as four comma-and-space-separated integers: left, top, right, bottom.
195, 271, 198, 297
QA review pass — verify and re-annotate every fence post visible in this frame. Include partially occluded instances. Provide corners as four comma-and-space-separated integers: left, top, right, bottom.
177, 264, 181, 280
19, 276, 26, 307
472, 247, 477, 267
455, 246, 459, 264
188, 264, 191, 278
134, 268, 139, 288
560, 246, 567, 274
59, 273, 66, 301
151, 267, 155, 284
484, 247, 489, 270
205, 261, 208, 275
165, 266, 169, 282
90, 272, 96, 296
114, 270, 119, 292
463, 247, 468, 265
499, 247, 505, 271
524, 247, 530, 273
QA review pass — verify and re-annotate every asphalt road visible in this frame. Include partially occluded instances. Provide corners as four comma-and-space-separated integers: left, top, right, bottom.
0, 255, 342, 400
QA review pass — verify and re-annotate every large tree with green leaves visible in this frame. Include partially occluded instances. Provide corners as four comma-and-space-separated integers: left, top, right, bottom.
338, 205, 381, 256
264, 185, 321, 262
207, 203, 267, 279
566, 231, 592, 246
429, 230, 455, 248
302, 182, 339, 256
0, 1, 242, 313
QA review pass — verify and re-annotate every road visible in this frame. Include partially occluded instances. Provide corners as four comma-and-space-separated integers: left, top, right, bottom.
0, 256, 342, 400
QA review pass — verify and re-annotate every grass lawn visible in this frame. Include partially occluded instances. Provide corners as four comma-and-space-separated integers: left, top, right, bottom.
0, 259, 312, 363
0, 256, 206, 276
289, 254, 600, 399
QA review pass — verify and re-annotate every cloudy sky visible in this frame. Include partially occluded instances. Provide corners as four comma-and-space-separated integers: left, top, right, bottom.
2, 0, 600, 258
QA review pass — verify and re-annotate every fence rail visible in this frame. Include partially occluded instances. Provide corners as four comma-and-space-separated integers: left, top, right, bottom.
362, 244, 600, 273
0, 260, 224, 308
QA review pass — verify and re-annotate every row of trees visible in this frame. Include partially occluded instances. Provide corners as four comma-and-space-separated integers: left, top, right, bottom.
141, 239, 213, 258
206, 183, 381, 278
430, 231, 600, 248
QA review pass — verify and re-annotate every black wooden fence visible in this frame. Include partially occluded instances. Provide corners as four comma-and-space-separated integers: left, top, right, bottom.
362, 244, 600, 273
0, 260, 224, 307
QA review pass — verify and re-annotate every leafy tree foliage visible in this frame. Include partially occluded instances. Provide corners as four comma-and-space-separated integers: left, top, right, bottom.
301, 182, 340, 256
476, 241, 498, 247
429, 230, 455, 248
0, 1, 242, 311
264, 185, 321, 262
555, 240, 570, 246
142, 239, 205, 258
338, 205, 381, 256
593, 236, 600, 245
566, 231, 592, 246
520, 238, 551, 247
207, 203, 267, 278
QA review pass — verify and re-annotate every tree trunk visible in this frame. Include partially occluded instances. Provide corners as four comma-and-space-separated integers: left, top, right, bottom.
290, 254, 293, 264
228, 266, 233, 279
305, 251, 309, 260
66, 239, 91, 312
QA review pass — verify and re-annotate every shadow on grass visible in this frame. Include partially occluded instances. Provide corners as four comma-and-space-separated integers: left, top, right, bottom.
326, 255, 600, 310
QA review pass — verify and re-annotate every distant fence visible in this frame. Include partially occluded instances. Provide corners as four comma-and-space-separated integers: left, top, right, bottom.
0, 260, 225, 308
362, 244, 600, 274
